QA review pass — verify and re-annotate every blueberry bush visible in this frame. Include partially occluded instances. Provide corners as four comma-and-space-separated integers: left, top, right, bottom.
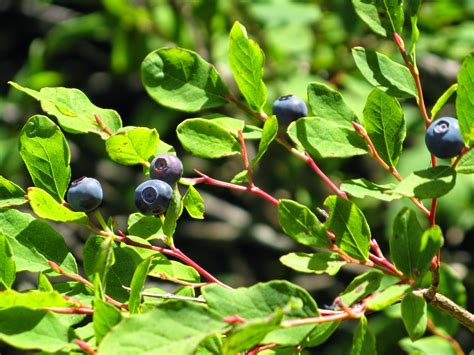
1, 1, 473, 354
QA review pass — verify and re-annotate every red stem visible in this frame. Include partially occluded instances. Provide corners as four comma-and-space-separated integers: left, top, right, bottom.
43, 307, 94, 315
74, 339, 96, 355
281, 310, 354, 327
115, 231, 232, 289
47, 260, 126, 309
193, 169, 279, 205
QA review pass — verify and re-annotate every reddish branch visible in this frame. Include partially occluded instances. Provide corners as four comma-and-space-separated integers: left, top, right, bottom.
74, 339, 96, 355
427, 320, 465, 355
47, 260, 126, 309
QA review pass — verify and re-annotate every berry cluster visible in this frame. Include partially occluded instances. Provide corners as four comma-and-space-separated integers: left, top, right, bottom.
135, 154, 183, 215
66, 154, 183, 216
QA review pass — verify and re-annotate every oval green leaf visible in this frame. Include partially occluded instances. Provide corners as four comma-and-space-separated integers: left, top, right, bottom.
19, 115, 71, 201
177, 118, 241, 158
141, 48, 229, 112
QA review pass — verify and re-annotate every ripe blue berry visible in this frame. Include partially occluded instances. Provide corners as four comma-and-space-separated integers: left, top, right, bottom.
150, 154, 183, 186
134, 179, 173, 215
67, 177, 103, 212
272, 95, 308, 124
425, 117, 465, 159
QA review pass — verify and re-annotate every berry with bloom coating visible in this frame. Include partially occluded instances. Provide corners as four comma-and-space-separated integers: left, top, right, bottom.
150, 154, 183, 186
272, 95, 308, 124
425, 117, 464, 159
67, 177, 103, 212
134, 179, 173, 215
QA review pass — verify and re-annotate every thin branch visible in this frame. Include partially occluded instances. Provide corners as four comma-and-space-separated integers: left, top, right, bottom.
352, 121, 430, 217
393, 33, 430, 126
193, 169, 279, 205
281, 310, 355, 327
238, 130, 254, 186
415, 289, 474, 333
227, 94, 346, 198
74, 339, 96, 355
47, 260, 126, 309
42, 307, 94, 315
427, 319, 465, 355
115, 231, 233, 289
122, 286, 206, 303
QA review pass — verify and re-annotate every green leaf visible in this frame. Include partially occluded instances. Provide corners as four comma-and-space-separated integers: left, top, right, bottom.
99, 302, 226, 355
324, 195, 371, 261
203, 281, 318, 319
279, 252, 346, 276
195, 334, 223, 354
37, 272, 54, 292
222, 314, 282, 354
141, 48, 229, 112
401, 292, 427, 341
366, 284, 411, 311
229, 21, 267, 112
93, 299, 122, 344
9, 82, 122, 139
392, 166, 456, 199
288, 117, 368, 158
230, 170, 249, 184
128, 256, 153, 314
0, 233, 15, 289
106, 127, 159, 166
278, 199, 329, 247
341, 178, 398, 201
407, 0, 421, 55
352, 47, 418, 99
456, 53, 474, 146
183, 185, 205, 219
83, 235, 115, 286
456, 148, 474, 174
207, 115, 245, 135
0, 176, 27, 208
243, 125, 263, 140
307, 82, 358, 125
390, 208, 443, 279
19, 115, 71, 201
127, 213, 163, 240
431, 83, 457, 120
351, 315, 377, 355
148, 254, 200, 283
0, 289, 74, 309
301, 321, 340, 348
177, 118, 241, 158
422, 264, 466, 334
340, 271, 383, 306
363, 88, 405, 167
203, 280, 319, 346
352, 0, 403, 37
399, 336, 456, 355
163, 188, 184, 243
0, 209, 78, 273
0, 307, 71, 352
252, 115, 278, 166
27, 187, 89, 225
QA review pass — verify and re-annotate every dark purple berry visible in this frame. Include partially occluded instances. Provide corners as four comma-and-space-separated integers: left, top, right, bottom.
149, 154, 183, 186
67, 177, 103, 212
425, 117, 465, 159
272, 95, 308, 124
134, 179, 173, 215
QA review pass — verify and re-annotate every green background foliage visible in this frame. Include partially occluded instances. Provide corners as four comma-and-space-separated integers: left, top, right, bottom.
1, 0, 473, 353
